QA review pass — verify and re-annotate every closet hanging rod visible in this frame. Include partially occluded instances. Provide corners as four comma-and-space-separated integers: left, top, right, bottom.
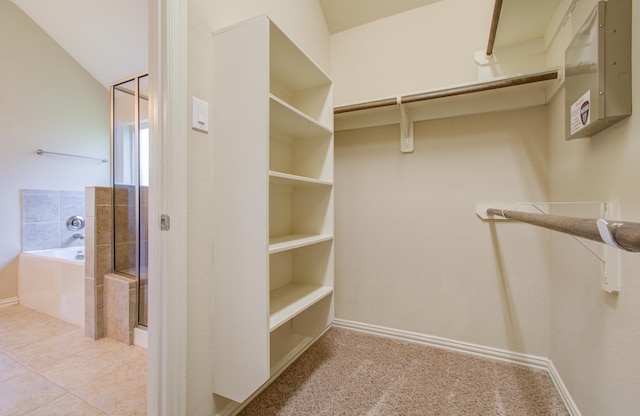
486, 208, 640, 253
486, 0, 503, 56
35, 149, 109, 163
334, 70, 559, 114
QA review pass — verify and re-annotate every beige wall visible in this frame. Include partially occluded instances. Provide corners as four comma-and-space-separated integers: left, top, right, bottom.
329, 0, 493, 106
334, 107, 551, 355
546, 1, 640, 414
0, 1, 110, 301
330, 0, 552, 356
185, 1, 330, 414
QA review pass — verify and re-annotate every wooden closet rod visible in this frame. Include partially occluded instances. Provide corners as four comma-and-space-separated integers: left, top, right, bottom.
486, 208, 640, 253
486, 0, 503, 56
334, 70, 559, 114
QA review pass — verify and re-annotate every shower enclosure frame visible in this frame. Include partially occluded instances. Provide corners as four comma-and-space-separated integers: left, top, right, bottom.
110, 71, 149, 328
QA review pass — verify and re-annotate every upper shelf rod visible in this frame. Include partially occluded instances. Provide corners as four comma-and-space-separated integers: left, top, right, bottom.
36, 149, 108, 163
486, 0, 503, 56
334, 70, 559, 114
487, 208, 640, 253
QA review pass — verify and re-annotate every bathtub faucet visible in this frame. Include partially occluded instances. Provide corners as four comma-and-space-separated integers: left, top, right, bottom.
72, 233, 85, 240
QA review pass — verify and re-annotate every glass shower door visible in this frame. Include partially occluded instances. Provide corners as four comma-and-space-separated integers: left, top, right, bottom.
111, 73, 149, 327
138, 75, 149, 327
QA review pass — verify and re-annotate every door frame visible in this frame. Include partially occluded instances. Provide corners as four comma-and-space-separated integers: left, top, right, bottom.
148, 0, 188, 414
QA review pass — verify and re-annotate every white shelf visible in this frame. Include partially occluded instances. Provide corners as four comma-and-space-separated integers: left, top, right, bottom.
212, 16, 333, 404
270, 95, 331, 139
334, 70, 561, 132
269, 234, 333, 254
269, 284, 333, 331
269, 22, 332, 127
269, 171, 333, 188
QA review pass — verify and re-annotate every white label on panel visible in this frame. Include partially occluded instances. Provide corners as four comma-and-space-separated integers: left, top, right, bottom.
570, 90, 591, 135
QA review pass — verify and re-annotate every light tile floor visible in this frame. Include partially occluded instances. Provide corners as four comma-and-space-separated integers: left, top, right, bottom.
0, 304, 147, 416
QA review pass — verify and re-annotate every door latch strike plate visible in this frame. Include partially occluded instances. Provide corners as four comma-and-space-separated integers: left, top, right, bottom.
161, 214, 170, 231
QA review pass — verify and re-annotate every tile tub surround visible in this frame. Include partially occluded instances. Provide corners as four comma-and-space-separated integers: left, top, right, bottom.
21, 189, 85, 251
85, 186, 113, 340
85, 186, 142, 344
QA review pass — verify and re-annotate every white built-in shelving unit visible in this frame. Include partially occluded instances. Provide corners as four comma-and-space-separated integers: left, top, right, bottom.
212, 16, 334, 403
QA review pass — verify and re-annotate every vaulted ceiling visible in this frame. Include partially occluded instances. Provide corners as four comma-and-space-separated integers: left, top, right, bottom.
319, 0, 443, 34
10, 0, 147, 88
10, 0, 561, 88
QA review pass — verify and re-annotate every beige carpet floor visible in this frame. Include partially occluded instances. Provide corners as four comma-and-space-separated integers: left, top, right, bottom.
239, 327, 569, 415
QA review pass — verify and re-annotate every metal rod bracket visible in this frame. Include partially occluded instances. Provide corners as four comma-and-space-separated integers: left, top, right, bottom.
598, 204, 621, 293
399, 104, 414, 153
477, 202, 622, 293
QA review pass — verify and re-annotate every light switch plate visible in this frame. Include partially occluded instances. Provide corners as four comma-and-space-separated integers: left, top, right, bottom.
192, 97, 209, 133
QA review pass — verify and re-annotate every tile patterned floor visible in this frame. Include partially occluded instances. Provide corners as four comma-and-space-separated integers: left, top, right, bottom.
0, 304, 147, 416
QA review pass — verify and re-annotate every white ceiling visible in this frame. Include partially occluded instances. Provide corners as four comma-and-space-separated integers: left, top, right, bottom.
11, 0, 560, 89
10, 0, 148, 88
320, 0, 562, 47
493, 0, 562, 47
319, 0, 443, 34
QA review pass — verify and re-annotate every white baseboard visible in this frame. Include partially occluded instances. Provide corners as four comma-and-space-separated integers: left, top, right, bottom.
547, 359, 582, 416
133, 327, 148, 349
0, 297, 19, 308
333, 318, 548, 368
333, 318, 581, 416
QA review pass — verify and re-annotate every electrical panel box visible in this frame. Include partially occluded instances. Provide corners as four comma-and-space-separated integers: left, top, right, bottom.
565, 0, 631, 140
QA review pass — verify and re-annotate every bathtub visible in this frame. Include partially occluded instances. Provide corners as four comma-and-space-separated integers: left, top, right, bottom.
18, 247, 85, 328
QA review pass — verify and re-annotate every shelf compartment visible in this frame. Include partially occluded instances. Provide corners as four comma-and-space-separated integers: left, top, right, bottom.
269, 23, 332, 125
269, 283, 333, 331
269, 234, 333, 254
270, 133, 333, 182
270, 239, 333, 290
270, 239, 334, 333
269, 294, 333, 375
269, 97, 333, 181
270, 95, 331, 138
269, 181, 333, 240
269, 171, 333, 188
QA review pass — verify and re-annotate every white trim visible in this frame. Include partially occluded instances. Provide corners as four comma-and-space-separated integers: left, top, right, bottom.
0, 297, 19, 308
333, 319, 548, 368
148, 0, 188, 414
333, 319, 581, 416
134, 326, 148, 349
547, 359, 583, 416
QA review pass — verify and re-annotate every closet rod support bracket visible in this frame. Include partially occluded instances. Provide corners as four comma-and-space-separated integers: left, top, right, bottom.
476, 201, 620, 293
399, 104, 414, 153
597, 204, 621, 293
475, 203, 511, 220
